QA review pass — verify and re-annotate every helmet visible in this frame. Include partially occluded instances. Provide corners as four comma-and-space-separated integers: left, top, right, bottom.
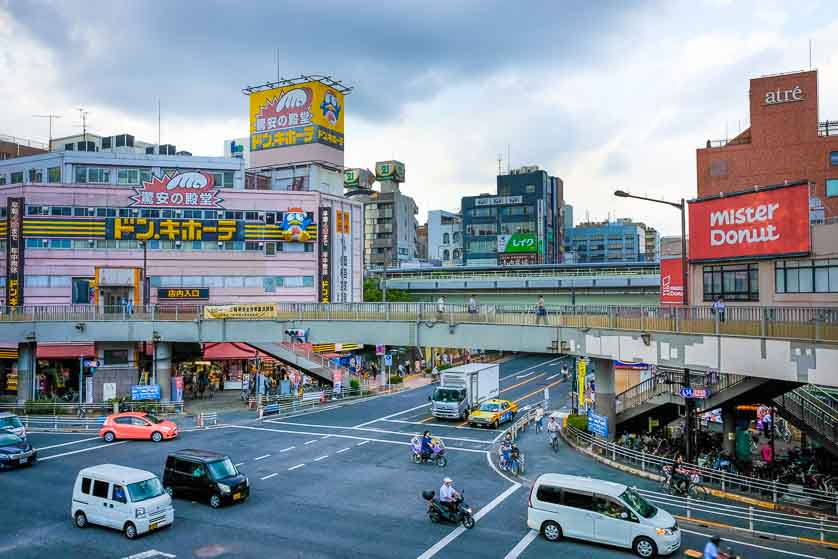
711, 536, 721, 544
443, 477, 453, 484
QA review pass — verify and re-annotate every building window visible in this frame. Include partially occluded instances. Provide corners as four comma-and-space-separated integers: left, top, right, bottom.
826, 179, 838, 198
443, 233, 450, 244
776, 259, 838, 293
443, 249, 450, 260
10, 172, 23, 184
29, 169, 43, 182
501, 206, 533, 217
525, 184, 536, 193
210, 171, 235, 188
498, 185, 512, 196
467, 239, 497, 252
117, 168, 140, 185
831, 151, 838, 166
453, 249, 460, 259
452, 232, 461, 243
47, 167, 61, 183
75, 166, 110, 184
0, 176, 5, 185
500, 221, 536, 234
72, 278, 93, 304
469, 207, 497, 218
702, 263, 759, 302
103, 350, 130, 366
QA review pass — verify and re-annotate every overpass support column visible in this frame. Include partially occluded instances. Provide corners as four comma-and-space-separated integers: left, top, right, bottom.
155, 342, 172, 402
722, 406, 736, 456
593, 357, 616, 441
16, 342, 34, 404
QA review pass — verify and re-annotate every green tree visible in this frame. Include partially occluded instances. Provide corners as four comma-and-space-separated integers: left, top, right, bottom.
363, 278, 413, 302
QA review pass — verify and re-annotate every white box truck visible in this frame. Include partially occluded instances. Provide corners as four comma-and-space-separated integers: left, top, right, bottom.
430, 363, 500, 420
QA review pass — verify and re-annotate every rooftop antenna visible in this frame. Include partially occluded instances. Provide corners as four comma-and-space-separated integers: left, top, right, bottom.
497, 153, 503, 175
809, 38, 813, 70
32, 114, 62, 146
275, 48, 280, 84
157, 98, 161, 152
507, 143, 511, 174
75, 108, 89, 148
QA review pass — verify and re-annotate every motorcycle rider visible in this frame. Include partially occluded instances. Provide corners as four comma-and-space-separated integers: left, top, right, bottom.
420, 430, 433, 460
703, 535, 721, 559
672, 454, 690, 494
439, 477, 461, 514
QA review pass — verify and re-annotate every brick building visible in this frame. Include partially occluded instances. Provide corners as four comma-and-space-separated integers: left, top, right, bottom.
696, 69, 838, 218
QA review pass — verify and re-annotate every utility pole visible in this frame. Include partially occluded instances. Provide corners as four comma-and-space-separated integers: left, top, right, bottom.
32, 114, 62, 147
683, 368, 693, 462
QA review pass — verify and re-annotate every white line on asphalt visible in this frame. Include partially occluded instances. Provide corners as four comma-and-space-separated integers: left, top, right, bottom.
679, 529, 825, 559
353, 401, 433, 428
34, 436, 101, 451
416, 483, 521, 559
266, 420, 493, 444
313, 455, 328, 461
121, 550, 176, 559
502, 530, 538, 559
516, 371, 536, 379
27, 430, 105, 436
500, 356, 564, 382
234, 462, 245, 467
381, 419, 490, 431
304, 439, 318, 445
253, 454, 271, 461
288, 464, 305, 471
260, 473, 278, 480
41, 441, 127, 461
280, 446, 295, 453
486, 450, 519, 484
545, 373, 560, 381
229, 425, 487, 453
356, 440, 369, 446
336, 447, 350, 454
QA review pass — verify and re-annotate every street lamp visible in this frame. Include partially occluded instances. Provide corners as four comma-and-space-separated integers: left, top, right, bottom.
613, 190, 688, 306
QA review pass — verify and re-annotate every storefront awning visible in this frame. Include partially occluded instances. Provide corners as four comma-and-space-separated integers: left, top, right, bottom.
37, 343, 97, 359
0, 346, 19, 359
202, 343, 276, 362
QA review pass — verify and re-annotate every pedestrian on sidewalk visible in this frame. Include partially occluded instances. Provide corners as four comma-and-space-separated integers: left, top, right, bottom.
535, 295, 548, 325
467, 295, 478, 315
535, 404, 544, 432
712, 296, 726, 323
436, 295, 447, 321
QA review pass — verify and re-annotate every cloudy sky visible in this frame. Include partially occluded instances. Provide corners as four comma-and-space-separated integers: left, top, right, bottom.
2, 0, 836, 235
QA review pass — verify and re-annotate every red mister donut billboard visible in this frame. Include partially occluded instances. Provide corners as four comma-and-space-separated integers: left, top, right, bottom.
688, 183, 810, 262
660, 258, 684, 304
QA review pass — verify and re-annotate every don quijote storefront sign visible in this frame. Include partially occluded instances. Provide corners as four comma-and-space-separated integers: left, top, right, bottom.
6, 198, 24, 307
130, 171, 224, 209
688, 182, 810, 262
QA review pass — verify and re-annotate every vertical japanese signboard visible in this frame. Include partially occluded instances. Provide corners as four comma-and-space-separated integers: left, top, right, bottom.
6, 198, 24, 307
318, 207, 332, 303
333, 208, 352, 303
577, 358, 587, 409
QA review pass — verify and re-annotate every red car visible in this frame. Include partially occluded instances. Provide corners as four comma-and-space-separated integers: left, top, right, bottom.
100, 412, 178, 443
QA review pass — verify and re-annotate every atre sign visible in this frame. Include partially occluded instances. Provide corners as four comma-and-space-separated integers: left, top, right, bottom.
688, 182, 810, 262
764, 85, 803, 105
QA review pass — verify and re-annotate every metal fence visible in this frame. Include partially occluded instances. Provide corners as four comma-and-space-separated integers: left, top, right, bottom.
256, 384, 407, 418
21, 416, 106, 431
0, 302, 836, 343
0, 401, 183, 416
565, 426, 838, 515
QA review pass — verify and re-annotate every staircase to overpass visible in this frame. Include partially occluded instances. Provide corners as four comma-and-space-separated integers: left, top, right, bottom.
248, 342, 354, 384
774, 384, 838, 457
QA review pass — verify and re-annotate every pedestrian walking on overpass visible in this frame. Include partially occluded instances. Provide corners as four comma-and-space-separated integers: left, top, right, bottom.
436, 295, 447, 321
467, 295, 478, 315
535, 404, 545, 432
712, 297, 726, 323
535, 295, 548, 325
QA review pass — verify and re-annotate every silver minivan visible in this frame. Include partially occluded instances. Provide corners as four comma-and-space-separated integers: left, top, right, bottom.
528, 474, 681, 557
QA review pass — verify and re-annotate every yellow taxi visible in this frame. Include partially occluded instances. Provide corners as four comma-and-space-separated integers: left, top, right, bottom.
468, 399, 518, 429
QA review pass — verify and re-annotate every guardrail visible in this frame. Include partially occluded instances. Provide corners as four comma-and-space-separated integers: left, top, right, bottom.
564, 425, 838, 515
617, 369, 746, 414
256, 384, 406, 418
0, 401, 183, 416
0, 302, 836, 343
21, 415, 106, 431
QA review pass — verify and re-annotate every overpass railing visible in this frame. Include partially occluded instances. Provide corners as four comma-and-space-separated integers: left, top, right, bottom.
616, 369, 747, 414
383, 268, 659, 281
0, 303, 837, 343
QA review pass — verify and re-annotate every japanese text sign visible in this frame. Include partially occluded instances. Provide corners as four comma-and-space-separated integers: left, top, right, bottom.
157, 288, 209, 300
6, 198, 24, 307
319, 207, 332, 303
109, 218, 240, 242
688, 183, 810, 262
497, 233, 537, 253
130, 171, 224, 209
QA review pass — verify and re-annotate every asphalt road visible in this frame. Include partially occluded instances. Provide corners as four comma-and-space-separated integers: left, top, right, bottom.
2, 354, 833, 559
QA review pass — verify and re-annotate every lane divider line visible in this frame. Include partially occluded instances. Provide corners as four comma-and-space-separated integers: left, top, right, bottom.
260, 473, 278, 480
304, 439, 318, 445
253, 454, 271, 461
356, 441, 369, 446
41, 441, 127, 461
314, 455, 328, 462
545, 373, 560, 381
676, 516, 838, 551
34, 436, 101, 451
280, 446, 295, 453
500, 356, 564, 382
266, 420, 494, 445
353, 401, 432, 428
234, 462, 245, 467
516, 371, 536, 379
679, 527, 827, 559
336, 448, 351, 454
288, 464, 305, 471
502, 530, 538, 559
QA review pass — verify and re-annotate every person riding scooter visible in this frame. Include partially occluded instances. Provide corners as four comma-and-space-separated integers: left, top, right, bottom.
421, 430, 433, 460
440, 477, 461, 513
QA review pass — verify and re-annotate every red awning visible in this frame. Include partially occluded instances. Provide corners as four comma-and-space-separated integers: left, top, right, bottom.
320, 353, 341, 359
202, 343, 276, 362
37, 343, 97, 359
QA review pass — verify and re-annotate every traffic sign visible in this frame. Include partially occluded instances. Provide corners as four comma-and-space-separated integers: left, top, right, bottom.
83, 359, 100, 368
384, 354, 393, 367
587, 410, 609, 438
680, 387, 708, 399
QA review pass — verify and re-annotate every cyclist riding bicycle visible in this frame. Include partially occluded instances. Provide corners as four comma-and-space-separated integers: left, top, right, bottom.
546, 416, 560, 448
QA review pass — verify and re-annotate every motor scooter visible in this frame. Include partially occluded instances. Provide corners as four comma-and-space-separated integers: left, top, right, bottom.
422, 489, 474, 528
411, 436, 448, 467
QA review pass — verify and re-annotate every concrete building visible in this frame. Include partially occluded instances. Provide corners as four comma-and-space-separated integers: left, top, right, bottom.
564, 218, 654, 263
415, 224, 428, 260
0, 135, 48, 160
363, 161, 418, 269
642, 224, 660, 259
224, 137, 251, 169
427, 210, 462, 266
49, 132, 186, 156
562, 203, 574, 232
462, 165, 563, 266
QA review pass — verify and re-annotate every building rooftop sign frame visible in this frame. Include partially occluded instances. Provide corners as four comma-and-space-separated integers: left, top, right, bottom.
242, 74, 353, 96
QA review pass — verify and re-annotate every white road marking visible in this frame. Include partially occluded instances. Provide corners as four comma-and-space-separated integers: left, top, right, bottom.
34, 436, 101, 451
416, 483, 521, 559
353, 401, 432, 428
382, 419, 491, 431
545, 373, 560, 381
288, 464, 305, 471
313, 455, 328, 462
41, 441, 127, 461
356, 440, 369, 446
486, 450, 520, 484
260, 473, 278, 480
267, 420, 493, 445
280, 446, 295, 453
121, 550, 176, 559
679, 528, 825, 559
253, 454, 271, 461
229, 425, 486, 453
500, 356, 564, 382
502, 530, 538, 559
304, 439, 318, 445
336, 447, 350, 454
234, 462, 245, 467
516, 371, 536, 379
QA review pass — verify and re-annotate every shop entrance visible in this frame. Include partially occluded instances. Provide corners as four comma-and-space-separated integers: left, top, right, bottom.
101, 286, 133, 309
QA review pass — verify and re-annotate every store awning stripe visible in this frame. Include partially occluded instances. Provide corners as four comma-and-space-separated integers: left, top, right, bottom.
36, 343, 96, 359
0, 350, 19, 359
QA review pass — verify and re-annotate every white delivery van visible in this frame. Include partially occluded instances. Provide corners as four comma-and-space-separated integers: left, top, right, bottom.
71, 464, 174, 539
430, 363, 500, 420
528, 474, 680, 558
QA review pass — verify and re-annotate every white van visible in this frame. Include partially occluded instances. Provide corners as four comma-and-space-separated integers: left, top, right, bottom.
528, 474, 680, 558
71, 464, 174, 539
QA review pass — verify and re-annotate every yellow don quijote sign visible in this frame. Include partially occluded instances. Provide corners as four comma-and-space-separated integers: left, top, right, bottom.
202, 304, 278, 320
249, 81, 344, 152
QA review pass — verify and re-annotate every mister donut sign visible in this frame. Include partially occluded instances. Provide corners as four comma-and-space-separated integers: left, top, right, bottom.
688, 183, 810, 262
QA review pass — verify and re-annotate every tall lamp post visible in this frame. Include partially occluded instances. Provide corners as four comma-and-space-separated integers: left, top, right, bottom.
613, 190, 688, 306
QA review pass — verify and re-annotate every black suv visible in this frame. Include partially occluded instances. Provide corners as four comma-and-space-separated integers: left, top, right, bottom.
163, 449, 249, 508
